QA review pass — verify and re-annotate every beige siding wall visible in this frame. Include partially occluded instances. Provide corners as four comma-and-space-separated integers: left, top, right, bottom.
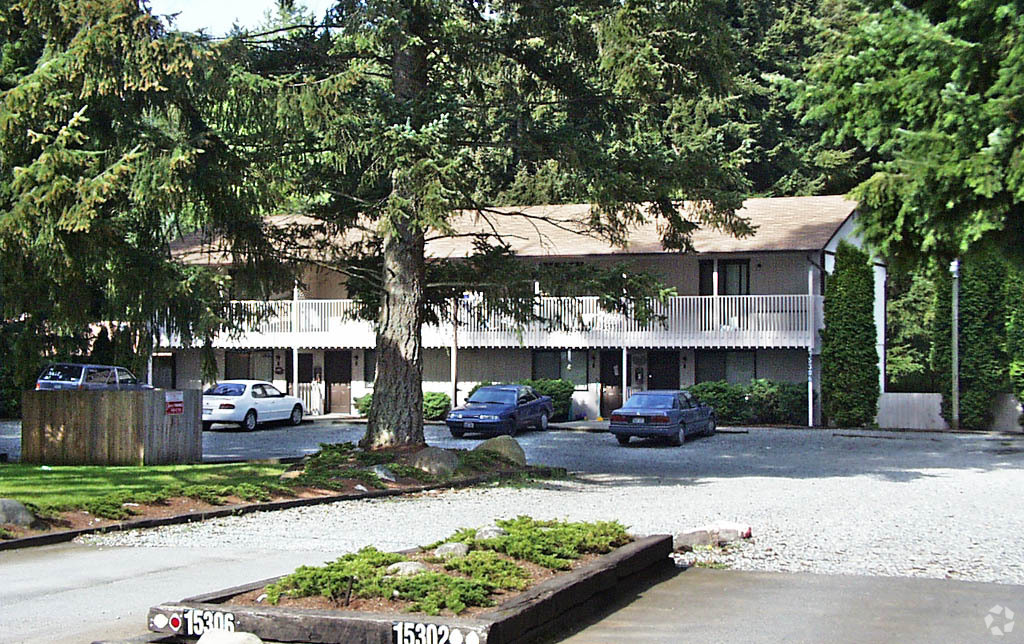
756, 348, 807, 382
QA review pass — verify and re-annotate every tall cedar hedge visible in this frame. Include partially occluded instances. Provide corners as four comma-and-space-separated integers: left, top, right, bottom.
1005, 268, 1024, 426
821, 242, 879, 426
931, 257, 1008, 429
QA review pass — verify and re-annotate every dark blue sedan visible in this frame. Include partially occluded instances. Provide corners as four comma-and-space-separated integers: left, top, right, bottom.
608, 390, 716, 446
446, 385, 554, 438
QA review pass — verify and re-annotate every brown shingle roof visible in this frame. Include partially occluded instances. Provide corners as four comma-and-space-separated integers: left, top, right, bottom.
172, 195, 857, 264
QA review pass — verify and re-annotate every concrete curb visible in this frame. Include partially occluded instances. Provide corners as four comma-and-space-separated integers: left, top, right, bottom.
143, 534, 673, 644
0, 467, 565, 552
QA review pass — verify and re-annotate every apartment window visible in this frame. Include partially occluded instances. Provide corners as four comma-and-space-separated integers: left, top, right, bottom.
699, 260, 750, 295
364, 349, 376, 384
532, 350, 588, 389
695, 350, 756, 385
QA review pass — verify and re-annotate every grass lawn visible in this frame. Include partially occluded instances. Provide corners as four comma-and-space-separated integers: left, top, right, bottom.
0, 462, 289, 515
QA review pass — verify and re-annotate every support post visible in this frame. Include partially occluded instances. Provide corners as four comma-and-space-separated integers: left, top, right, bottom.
808, 264, 815, 427
292, 283, 300, 398
451, 298, 459, 406
621, 347, 628, 404
950, 259, 960, 430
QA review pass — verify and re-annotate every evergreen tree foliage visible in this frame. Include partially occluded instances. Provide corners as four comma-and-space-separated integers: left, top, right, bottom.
1004, 267, 1024, 425
0, 0, 288, 382
931, 256, 1009, 429
885, 267, 937, 392
820, 241, 879, 426
229, 1, 755, 447
798, 0, 1024, 269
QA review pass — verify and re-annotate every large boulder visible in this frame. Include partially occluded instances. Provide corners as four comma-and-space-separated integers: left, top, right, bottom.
472, 435, 526, 466
434, 542, 470, 559
386, 561, 429, 577
0, 498, 39, 528
410, 447, 459, 477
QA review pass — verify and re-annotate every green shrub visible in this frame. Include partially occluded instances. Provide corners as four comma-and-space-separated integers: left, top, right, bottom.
689, 381, 748, 424
516, 378, 574, 421
444, 551, 530, 590
355, 392, 451, 420
423, 392, 451, 420
821, 242, 880, 427
354, 394, 373, 416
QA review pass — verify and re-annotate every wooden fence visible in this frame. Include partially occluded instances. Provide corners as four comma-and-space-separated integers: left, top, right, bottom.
21, 390, 202, 465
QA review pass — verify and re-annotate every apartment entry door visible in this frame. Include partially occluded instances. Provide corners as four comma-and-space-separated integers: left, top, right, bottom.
324, 350, 352, 414
647, 350, 680, 390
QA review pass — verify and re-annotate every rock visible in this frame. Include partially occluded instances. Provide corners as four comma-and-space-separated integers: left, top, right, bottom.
354, 484, 369, 492
475, 525, 507, 540
673, 529, 715, 551
409, 447, 459, 477
0, 498, 40, 528
434, 542, 470, 559
197, 631, 263, 644
386, 561, 428, 576
472, 435, 526, 466
372, 464, 396, 482
279, 469, 302, 480
674, 522, 753, 551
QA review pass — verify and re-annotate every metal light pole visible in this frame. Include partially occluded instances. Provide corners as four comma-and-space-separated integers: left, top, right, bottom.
950, 259, 960, 430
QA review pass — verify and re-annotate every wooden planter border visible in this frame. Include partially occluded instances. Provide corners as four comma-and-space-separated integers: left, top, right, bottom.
147, 534, 673, 644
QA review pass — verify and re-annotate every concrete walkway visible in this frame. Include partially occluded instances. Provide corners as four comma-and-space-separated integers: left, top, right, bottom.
556, 567, 1022, 644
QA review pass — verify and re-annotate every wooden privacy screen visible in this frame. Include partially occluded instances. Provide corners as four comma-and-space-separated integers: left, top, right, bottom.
21, 390, 202, 465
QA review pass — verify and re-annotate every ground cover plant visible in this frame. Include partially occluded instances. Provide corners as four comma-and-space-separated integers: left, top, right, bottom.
260, 518, 631, 615
0, 443, 554, 537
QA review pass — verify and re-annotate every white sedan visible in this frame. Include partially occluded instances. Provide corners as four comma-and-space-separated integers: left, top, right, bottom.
202, 380, 305, 431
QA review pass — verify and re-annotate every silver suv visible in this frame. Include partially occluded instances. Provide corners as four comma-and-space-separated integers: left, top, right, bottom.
35, 363, 154, 391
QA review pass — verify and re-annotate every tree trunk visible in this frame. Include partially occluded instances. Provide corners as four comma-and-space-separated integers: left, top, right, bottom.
361, 8, 429, 449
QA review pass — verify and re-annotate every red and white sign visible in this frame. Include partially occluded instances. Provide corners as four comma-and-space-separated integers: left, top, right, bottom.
165, 391, 184, 415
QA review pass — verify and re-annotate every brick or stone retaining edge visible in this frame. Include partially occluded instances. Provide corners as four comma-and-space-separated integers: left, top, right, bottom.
0, 467, 564, 552
146, 534, 673, 644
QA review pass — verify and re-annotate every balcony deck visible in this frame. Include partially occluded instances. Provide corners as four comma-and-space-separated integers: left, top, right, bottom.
194, 295, 823, 351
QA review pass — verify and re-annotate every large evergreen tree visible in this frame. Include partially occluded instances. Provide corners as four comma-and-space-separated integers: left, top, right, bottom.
0, 0, 287, 388
230, 1, 754, 448
797, 0, 1024, 268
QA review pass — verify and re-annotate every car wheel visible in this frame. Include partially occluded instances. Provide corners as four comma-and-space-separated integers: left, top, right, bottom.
450, 428, 465, 438
706, 415, 716, 436
289, 404, 303, 426
241, 409, 257, 432
537, 412, 549, 431
202, 421, 213, 431
507, 420, 518, 437
616, 435, 630, 446
668, 424, 684, 446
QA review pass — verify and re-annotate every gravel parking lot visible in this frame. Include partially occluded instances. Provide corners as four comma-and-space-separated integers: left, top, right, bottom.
82, 428, 1024, 586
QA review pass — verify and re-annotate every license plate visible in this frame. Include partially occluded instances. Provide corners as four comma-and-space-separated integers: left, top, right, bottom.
202, 408, 212, 414
464, 421, 474, 428
151, 607, 235, 636
632, 417, 644, 424
392, 622, 481, 644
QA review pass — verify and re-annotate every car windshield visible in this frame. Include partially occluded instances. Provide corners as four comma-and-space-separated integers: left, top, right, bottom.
467, 389, 516, 405
39, 364, 83, 382
204, 383, 246, 397
622, 394, 675, 410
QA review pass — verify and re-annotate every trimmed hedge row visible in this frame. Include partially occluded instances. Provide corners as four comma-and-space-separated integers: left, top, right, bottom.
354, 391, 452, 421
689, 378, 808, 426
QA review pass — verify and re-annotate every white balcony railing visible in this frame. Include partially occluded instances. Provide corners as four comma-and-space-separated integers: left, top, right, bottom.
202, 295, 822, 350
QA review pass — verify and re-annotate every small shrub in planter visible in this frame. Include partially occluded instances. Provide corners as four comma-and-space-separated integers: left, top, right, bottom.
354, 394, 373, 416
423, 392, 451, 420
355, 392, 450, 421
516, 378, 574, 421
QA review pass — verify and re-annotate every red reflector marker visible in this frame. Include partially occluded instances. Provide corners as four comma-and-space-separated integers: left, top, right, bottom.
219, 403, 235, 410
651, 416, 670, 424
610, 415, 626, 422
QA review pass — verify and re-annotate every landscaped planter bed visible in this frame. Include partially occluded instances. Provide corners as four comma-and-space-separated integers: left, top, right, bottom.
146, 520, 673, 644
1, 440, 564, 550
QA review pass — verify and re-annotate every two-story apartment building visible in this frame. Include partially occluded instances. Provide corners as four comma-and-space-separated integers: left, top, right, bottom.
156, 195, 884, 426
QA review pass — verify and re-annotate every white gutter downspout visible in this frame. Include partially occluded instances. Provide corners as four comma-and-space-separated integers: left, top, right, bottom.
292, 282, 300, 398
808, 264, 815, 428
